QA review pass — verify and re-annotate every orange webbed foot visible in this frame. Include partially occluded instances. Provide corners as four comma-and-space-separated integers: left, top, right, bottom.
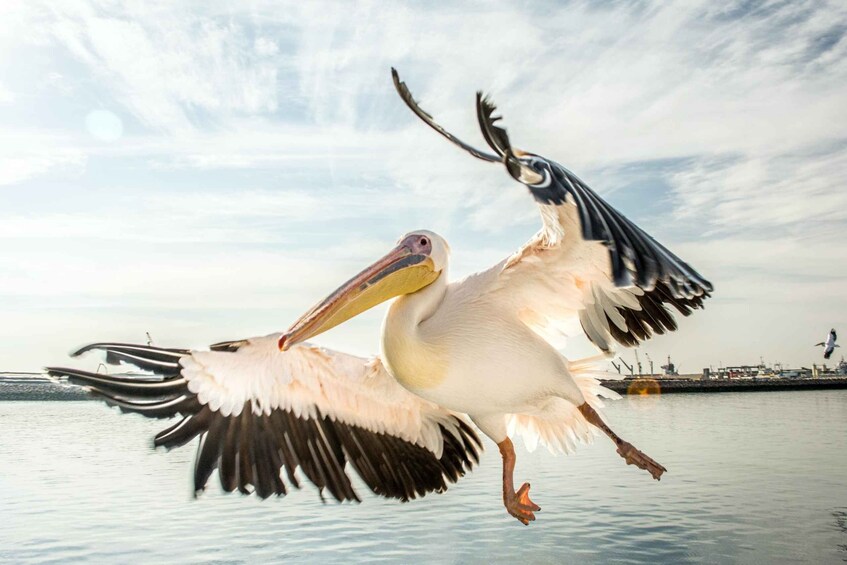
504, 482, 541, 525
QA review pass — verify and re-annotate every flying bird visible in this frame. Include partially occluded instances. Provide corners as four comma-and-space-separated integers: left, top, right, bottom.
47, 69, 712, 525
816, 328, 839, 359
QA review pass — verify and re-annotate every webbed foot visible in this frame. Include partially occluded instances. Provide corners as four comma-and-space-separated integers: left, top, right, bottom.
617, 441, 667, 480
504, 482, 541, 525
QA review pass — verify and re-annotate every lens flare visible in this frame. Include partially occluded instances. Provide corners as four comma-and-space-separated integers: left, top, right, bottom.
625, 378, 662, 411
85, 110, 123, 142
626, 378, 662, 396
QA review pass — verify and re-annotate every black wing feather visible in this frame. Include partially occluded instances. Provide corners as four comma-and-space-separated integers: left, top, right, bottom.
475, 92, 511, 157
219, 417, 240, 492
73, 342, 187, 376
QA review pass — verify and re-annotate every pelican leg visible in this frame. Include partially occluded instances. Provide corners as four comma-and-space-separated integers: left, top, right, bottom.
578, 403, 666, 480
498, 437, 541, 525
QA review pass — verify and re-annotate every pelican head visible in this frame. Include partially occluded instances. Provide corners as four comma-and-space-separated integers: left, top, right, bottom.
279, 230, 448, 351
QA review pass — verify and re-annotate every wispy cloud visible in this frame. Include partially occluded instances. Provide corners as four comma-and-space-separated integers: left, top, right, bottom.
0, 123, 94, 184
41, 2, 282, 132
671, 141, 847, 236
0, 150, 85, 185
0, 82, 13, 104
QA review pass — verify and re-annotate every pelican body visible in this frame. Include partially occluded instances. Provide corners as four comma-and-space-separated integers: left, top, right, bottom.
380, 234, 583, 426
48, 70, 712, 525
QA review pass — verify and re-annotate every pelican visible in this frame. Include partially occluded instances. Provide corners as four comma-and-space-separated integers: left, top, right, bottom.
816, 328, 839, 359
47, 69, 712, 525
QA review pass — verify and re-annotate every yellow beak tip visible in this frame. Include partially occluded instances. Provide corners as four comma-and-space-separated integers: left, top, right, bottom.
278, 335, 290, 352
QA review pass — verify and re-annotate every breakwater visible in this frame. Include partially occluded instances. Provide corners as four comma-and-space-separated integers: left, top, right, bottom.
0, 376, 90, 401
4, 375, 847, 401
601, 376, 847, 395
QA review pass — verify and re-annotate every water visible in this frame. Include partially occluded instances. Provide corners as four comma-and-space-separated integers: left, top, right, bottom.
1, 391, 846, 564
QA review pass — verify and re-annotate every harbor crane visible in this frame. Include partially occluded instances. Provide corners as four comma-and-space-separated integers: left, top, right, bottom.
619, 357, 635, 378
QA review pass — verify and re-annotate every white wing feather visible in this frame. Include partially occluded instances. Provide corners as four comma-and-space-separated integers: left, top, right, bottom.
182, 333, 466, 458
489, 199, 644, 351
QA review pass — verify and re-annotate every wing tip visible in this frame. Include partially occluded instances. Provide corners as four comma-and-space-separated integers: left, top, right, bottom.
70, 343, 94, 357
475, 90, 512, 157
390, 66, 402, 93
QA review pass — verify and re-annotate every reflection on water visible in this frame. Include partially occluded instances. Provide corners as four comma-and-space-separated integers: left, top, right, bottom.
1, 391, 846, 564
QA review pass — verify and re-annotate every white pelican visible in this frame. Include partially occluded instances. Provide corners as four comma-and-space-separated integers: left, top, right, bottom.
47, 69, 712, 525
816, 328, 839, 359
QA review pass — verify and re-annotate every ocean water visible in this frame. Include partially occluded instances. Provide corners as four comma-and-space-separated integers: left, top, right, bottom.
1, 391, 845, 564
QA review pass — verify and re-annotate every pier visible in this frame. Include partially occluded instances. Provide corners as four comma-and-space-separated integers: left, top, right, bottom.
4, 373, 847, 400
601, 376, 847, 395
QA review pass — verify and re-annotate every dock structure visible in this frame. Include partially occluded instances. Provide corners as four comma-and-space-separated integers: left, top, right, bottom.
3, 372, 847, 400
601, 376, 847, 395
0, 374, 90, 401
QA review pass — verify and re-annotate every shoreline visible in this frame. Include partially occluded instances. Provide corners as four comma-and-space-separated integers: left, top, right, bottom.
2, 375, 847, 401
0, 380, 91, 401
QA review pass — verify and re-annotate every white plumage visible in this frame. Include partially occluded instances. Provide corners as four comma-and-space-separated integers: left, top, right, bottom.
496, 196, 652, 352
506, 356, 620, 454
182, 335, 468, 458
378, 230, 621, 457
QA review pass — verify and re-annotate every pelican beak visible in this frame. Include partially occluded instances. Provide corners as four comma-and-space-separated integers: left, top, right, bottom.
279, 240, 439, 351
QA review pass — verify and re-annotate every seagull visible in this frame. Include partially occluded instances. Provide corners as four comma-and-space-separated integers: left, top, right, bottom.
47, 69, 712, 525
816, 328, 839, 359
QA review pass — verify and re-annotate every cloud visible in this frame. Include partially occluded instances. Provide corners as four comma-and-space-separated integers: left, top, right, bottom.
0, 149, 86, 186
1, 0, 846, 371
44, 2, 281, 132
670, 141, 847, 236
0, 82, 13, 103
254, 37, 279, 57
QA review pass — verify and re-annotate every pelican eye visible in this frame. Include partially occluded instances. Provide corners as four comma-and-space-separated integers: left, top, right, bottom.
420, 237, 429, 246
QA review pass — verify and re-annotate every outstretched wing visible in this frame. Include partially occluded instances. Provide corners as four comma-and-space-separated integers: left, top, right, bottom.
47, 334, 481, 502
392, 69, 712, 351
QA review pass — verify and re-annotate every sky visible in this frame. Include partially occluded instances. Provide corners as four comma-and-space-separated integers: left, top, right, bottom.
1, 0, 846, 374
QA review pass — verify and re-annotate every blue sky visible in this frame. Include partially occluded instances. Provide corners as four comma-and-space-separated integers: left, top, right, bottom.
1, 0, 846, 373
